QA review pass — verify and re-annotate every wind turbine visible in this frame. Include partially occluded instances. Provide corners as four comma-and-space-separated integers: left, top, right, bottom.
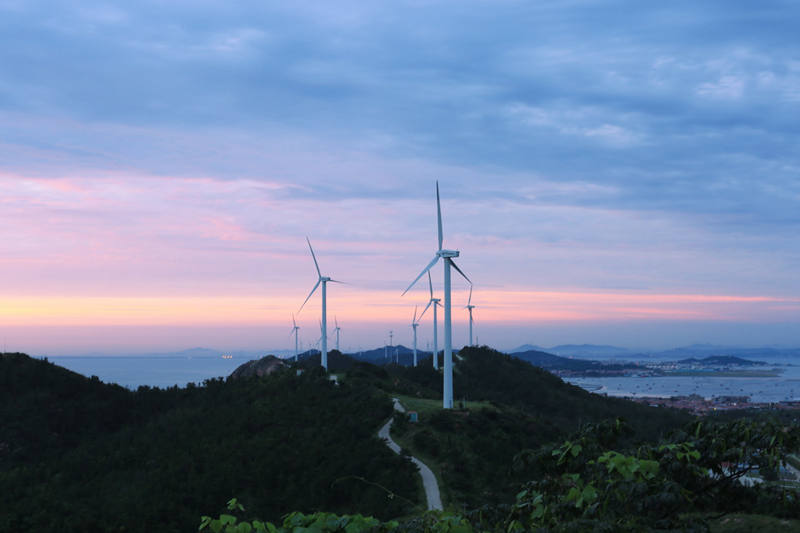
410, 306, 420, 367
314, 319, 327, 354
403, 181, 470, 409
334, 317, 341, 352
290, 313, 300, 361
465, 285, 476, 346
418, 271, 441, 370
298, 237, 342, 371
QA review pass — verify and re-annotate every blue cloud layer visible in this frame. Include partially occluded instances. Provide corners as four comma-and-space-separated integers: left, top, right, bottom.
1, 1, 798, 281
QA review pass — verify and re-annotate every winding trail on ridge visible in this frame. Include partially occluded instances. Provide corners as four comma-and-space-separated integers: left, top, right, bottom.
378, 398, 443, 511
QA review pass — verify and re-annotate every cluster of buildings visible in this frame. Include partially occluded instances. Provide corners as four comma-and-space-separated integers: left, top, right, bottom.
628, 393, 800, 415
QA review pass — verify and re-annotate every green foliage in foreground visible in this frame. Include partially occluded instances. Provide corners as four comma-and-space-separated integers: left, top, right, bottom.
509, 416, 800, 531
200, 498, 477, 533
204, 416, 800, 532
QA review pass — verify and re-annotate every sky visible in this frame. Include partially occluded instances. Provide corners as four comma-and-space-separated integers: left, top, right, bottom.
1, 1, 799, 355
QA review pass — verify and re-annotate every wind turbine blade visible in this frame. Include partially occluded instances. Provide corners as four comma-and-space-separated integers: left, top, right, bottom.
448, 258, 471, 284
436, 181, 443, 251
306, 237, 322, 278
468, 285, 473, 307
402, 255, 440, 295
419, 300, 433, 320
427, 270, 434, 299
335, 316, 338, 329
298, 279, 321, 313
328, 279, 346, 284
292, 312, 297, 328
412, 305, 418, 323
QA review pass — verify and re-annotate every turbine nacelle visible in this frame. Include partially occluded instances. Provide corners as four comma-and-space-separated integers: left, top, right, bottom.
437, 249, 459, 258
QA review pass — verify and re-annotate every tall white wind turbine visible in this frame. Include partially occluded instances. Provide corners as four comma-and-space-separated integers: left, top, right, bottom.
403, 182, 470, 409
334, 317, 341, 352
298, 237, 342, 371
465, 285, 476, 347
290, 313, 300, 361
410, 306, 420, 367
418, 271, 441, 370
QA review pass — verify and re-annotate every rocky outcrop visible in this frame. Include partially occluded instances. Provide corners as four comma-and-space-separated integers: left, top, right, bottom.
229, 355, 286, 379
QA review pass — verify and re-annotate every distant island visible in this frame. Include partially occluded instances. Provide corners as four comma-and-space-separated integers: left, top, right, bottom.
505, 350, 783, 378
646, 355, 782, 377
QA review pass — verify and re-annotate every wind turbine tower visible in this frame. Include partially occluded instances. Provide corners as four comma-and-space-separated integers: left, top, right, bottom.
334, 317, 341, 352
418, 271, 441, 370
298, 237, 342, 371
403, 181, 470, 409
290, 313, 300, 361
410, 306, 420, 367
465, 285, 476, 346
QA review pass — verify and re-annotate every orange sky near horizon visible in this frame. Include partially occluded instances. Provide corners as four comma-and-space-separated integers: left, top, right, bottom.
1, 290, 794, 328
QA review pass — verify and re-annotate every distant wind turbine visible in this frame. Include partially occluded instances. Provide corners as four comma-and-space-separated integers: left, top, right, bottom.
465, 285, 476, 346
410, 306, 420, 367
315, 319, 328, 352
298, 237, 343, 370
403, 182, 470, 409
290, 313, 300, 361
334, 317, 341, 352
418, 271, 441, 370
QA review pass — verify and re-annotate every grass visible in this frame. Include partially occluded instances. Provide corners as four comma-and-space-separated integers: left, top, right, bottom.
392, 394, 497, 415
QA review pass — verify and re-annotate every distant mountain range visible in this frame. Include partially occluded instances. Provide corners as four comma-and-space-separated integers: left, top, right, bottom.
293, 345, 433, 369
509, 344, 636, 358
511, 349, 638, 373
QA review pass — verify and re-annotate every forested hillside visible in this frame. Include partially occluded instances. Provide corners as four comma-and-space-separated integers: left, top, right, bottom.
3, 348, 798, 532
0, 353, 419, 532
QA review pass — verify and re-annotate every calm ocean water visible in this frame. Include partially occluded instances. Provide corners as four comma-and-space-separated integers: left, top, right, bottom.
46, 356, 254, 389
566, 363, 800, 403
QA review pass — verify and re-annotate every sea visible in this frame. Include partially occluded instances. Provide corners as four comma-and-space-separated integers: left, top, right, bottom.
46, 355, 253, 389
43, 354, 800, 403
565, 362, 800, 403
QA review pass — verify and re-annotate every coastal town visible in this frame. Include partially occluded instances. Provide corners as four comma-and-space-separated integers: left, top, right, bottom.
627, 394, 800, 415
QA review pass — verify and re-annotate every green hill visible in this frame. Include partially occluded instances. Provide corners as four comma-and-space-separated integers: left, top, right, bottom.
378, 346, 691, 509
4, 347, 793, 532
0, 353, 419, 532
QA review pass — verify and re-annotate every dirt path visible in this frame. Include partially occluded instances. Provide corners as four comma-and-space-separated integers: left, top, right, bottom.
378, 398, 443, 511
